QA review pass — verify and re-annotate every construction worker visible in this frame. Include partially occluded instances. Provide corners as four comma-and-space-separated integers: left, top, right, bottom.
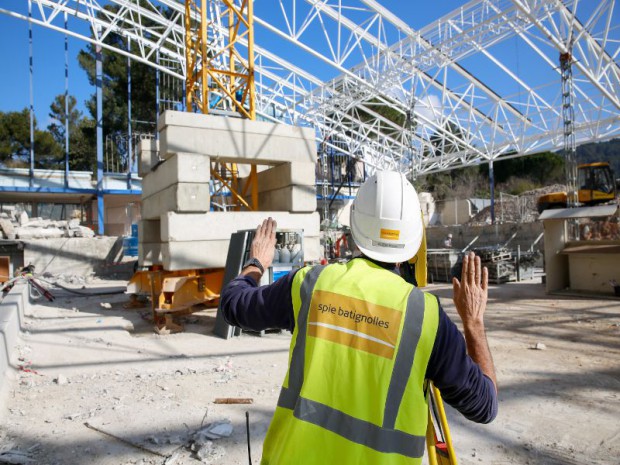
443, 232, 453, 248
220, 170, 497, 464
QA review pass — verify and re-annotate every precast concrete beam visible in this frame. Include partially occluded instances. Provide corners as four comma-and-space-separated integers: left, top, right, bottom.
137, 139, 159, 177
142, 153, 210, 199
159, 111, 316, 165
161, 211, 320, 242
141, 183, 210, 220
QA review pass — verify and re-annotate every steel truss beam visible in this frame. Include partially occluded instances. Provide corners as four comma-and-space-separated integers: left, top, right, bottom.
1, 0, 619, 175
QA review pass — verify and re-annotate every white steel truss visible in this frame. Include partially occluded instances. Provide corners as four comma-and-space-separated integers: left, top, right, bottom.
1, 0, 619, 175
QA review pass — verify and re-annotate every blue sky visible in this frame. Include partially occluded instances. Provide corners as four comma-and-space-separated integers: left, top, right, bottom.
0, 0, 470, 128
3, 0, 612, 131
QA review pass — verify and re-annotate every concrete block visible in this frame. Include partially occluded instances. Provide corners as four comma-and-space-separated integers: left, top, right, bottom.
161, 211, 320, 242
138, 139, 159, 177
139, 242, 163, 267
141, 183, 210, 220
159, 111, 316, 165
162, 240, 231, 270
161, 236, 321, 270
247, 185, 317, 212
142, 153, 211, 199
139, 220, 161, 243
238, 162, 315, 194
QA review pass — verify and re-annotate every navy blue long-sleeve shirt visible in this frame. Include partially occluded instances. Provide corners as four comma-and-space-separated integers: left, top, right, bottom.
221, 261, 497, 424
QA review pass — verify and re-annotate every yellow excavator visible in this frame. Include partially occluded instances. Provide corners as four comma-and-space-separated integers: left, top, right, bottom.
537, 162, 618, 212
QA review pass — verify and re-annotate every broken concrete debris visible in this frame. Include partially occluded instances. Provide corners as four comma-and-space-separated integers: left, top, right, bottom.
0, 210, 94, 240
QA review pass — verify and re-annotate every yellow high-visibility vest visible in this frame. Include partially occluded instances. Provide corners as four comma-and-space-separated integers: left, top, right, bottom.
262, 258, 439, 464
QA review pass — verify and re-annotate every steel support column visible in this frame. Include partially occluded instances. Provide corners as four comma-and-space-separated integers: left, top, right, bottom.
96, 32, 104, 236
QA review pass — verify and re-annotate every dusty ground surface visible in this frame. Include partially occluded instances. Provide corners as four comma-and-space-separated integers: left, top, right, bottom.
1, 277, 619, 465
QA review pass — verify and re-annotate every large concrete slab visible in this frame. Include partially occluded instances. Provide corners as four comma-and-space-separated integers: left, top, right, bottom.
238, 162, 315, 194
246, 185, 317, 212
159, 111, 316, 165
137, 139, 159, 177
161, 211, 320, 242
141, 183, 210, 219
142, 153, 211, 199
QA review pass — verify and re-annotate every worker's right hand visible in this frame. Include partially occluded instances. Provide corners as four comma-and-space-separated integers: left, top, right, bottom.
250, 217, 277, 270
452, 252, 488, 330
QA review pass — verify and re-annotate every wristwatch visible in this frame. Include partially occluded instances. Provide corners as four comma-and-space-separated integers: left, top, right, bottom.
243, 257, 265, 275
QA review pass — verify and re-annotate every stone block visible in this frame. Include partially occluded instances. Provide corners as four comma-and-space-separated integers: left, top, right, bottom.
141, 183, 210, 220
139, 220, 161, 244
238, 162, 315, 194
161, 211, 320, 242
142, 153, 211, 199
159, 110, 316, 165
139, 242, 162, 267
162, 240, 230, 270
247, 185, 317, 212
138, 139, 159, 177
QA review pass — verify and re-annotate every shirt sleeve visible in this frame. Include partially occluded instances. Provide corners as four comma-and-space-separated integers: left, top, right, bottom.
219, 271, 297, 332
425, 298, 498, 424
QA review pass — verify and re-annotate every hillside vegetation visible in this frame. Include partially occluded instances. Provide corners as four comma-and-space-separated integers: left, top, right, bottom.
414, 138, 619, 200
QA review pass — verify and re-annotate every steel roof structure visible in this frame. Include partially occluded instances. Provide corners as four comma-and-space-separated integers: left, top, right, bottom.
2, 0, 619, 176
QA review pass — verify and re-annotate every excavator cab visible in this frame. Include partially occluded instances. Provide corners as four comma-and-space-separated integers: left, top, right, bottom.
537, 162, 617, 212
577, 162, 616, 204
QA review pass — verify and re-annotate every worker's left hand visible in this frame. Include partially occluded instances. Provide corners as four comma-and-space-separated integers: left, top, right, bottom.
250, 217, 277, 270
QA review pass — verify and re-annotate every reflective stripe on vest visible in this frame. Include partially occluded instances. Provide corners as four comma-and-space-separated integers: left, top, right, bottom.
277, 264, 427, 458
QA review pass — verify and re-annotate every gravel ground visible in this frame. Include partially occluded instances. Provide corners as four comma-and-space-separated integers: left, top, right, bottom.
1, 277, 619, 465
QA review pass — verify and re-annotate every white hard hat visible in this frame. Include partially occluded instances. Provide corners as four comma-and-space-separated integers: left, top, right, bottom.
350, 170, 423, 263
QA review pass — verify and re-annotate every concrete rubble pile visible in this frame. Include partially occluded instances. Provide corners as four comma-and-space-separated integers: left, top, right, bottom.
0, 206, 94, 240
138, 111, 321, 270
468, 184, 567, 225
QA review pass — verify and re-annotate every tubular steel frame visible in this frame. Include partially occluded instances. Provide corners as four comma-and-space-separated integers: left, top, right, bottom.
2, 0, 620, 176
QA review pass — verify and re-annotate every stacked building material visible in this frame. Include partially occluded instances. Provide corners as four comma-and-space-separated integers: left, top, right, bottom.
138, 111, 321, 271
472, 246, 515, 284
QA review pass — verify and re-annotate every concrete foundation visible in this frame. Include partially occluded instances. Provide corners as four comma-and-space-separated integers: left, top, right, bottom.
159, 111, 316, 165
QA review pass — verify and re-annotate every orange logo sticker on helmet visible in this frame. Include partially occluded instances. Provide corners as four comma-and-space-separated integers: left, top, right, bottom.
380, 228, 400, 240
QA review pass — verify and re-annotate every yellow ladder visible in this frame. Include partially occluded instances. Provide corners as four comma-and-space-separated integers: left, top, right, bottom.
426, 383, 458, 465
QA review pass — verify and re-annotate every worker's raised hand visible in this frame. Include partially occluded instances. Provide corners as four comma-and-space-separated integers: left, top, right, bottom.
250, 217, 277, 270
452, 252, 488, 330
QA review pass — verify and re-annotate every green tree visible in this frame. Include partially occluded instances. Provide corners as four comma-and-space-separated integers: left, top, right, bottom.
77, 3, 168, 170
47, 94, 96, 171
0, 109, 62, 168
